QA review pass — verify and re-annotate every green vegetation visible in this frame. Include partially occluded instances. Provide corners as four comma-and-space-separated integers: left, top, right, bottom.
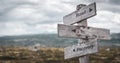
0, 47, 120, 63
0, 33, 120, 47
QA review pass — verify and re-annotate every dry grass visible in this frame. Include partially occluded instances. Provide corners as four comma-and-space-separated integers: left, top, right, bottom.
0, 47, 120, 63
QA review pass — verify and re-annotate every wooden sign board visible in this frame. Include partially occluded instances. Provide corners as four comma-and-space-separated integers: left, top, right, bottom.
63, 2, 96, 25
58, 24, 111, 40
64, 38, 98, 59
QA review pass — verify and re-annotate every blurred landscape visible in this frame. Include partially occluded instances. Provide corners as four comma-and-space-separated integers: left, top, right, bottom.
0, 33, 120, 47
0, 33, 120, 63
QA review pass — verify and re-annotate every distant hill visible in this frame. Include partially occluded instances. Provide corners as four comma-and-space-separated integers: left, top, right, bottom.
0, 33, 120, 47
111, 33, 120, 39
0, 34, 78, 47
99, 33, 120, 47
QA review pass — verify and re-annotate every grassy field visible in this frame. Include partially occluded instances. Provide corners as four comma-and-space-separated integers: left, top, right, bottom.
0, 47, 120, 63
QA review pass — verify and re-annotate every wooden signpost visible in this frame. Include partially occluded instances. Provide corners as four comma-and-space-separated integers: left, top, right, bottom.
57, 2, 111, 63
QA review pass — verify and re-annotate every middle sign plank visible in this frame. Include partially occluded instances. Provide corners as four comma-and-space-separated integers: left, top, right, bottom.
63, 2, 96, 25
58, 24, 111, 40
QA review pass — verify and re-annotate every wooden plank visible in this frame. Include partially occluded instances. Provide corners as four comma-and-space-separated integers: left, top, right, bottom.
77, 20, 87, 26
58, 24, 111, 40
64, 38, 98, 59
63, 2, 96, 25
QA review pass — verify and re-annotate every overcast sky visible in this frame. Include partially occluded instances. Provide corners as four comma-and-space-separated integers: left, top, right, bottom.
0, 0, 120, 36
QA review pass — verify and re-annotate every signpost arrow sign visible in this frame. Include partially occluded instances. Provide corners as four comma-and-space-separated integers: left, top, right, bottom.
63, 2, 96, 25
64, 38, 98, 59
58, 24, 111, 40
89, 8, 93, 12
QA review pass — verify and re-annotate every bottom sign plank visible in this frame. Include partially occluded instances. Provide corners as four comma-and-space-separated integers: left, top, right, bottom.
64, 38, 98, 59
58, 24, 111, 40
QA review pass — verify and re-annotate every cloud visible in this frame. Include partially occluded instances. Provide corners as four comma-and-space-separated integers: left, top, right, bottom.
0, 0, 120, 36
84, 0, 120, 13
112, 13, 120, 24
0, 21, 57, 36
0, 22, 27, 36
108, 0, 120, 5
88, 10, 120, 33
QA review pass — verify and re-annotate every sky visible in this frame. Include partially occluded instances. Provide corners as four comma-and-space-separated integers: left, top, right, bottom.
0, 0, 120, 36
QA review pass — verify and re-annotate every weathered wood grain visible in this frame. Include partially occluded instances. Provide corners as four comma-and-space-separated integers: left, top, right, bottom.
64, 38, 98, 59
63, 2, 96, 25
58, 24, 111, 40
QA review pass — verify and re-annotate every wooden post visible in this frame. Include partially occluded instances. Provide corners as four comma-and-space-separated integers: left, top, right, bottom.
79, 56, 89, 63
76, 4, 89, 63
78, 39, 89, 63
76, 4, 87, 27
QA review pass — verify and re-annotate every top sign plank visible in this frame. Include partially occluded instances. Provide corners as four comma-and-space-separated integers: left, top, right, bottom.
63, 2, 96, 25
